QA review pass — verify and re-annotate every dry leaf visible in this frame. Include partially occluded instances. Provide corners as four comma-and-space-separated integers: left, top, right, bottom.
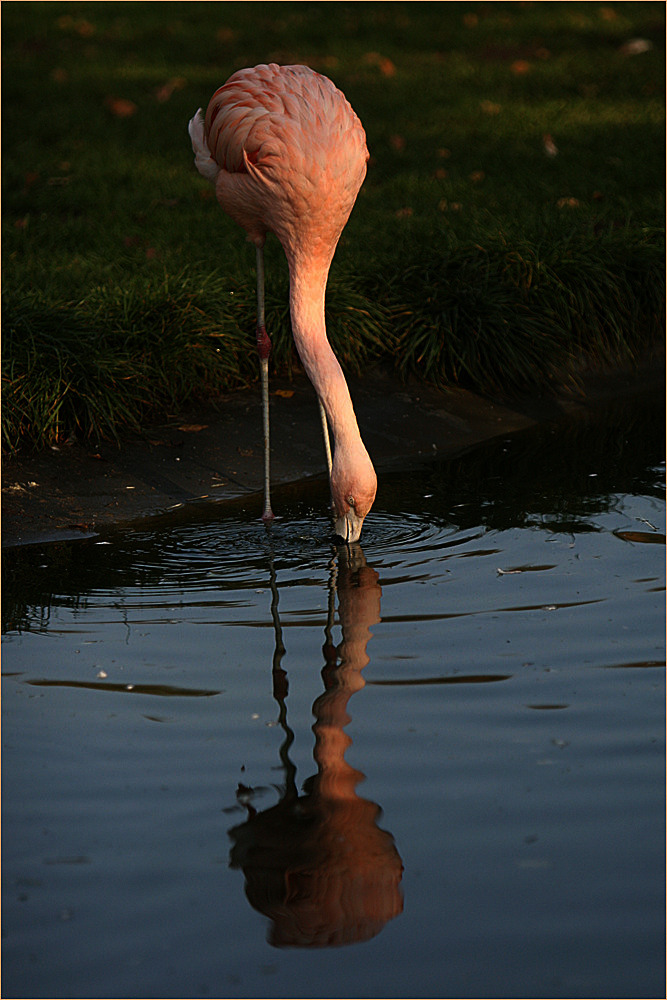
237, 447, 254, 457
155, 77, 186, 103
74, 19, 95, 37
543, 134, 558, 157
480, 100, 501, 115
614, 529, 665, 544
469, 170, 485, 183
619, 38, 653, 56
363, 52, 396, 77
58, 15, 94, 36
274, 389, 294, 398
557, 197, 580, 208
178, 424, 208, 433
106, 97, 137, 118
511, 60, 531, 75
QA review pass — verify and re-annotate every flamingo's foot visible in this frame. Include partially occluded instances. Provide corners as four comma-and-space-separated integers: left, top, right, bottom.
261, 508, 276, 524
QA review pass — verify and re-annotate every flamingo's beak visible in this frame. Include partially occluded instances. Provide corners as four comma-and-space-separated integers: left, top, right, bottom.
333, 509, 365, 545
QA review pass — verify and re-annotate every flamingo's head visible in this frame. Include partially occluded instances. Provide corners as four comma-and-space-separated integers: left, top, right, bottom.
331, 454, 377, 544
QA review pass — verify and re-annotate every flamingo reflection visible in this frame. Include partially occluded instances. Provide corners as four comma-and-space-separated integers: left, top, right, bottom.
229, 543, 403, 948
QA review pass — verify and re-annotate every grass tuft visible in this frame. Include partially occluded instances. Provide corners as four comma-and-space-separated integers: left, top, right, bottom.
384, 228, 664, 392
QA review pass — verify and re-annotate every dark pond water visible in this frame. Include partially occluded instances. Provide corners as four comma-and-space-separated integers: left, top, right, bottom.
2, 393, 665, 999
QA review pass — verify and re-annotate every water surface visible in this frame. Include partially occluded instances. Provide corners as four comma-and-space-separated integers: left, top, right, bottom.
2, 394, 665, 998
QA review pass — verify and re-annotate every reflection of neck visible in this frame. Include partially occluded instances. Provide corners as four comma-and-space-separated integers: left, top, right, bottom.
229, 544, 402, 950
312, 550, 382, 800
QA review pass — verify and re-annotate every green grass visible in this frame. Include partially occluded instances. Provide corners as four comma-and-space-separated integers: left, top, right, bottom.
2, 2, 664, 452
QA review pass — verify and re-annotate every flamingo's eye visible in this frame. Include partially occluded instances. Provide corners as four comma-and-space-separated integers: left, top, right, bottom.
347, 495, 356, 508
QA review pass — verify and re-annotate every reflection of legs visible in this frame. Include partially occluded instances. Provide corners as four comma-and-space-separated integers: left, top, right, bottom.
256, 245, 274, 522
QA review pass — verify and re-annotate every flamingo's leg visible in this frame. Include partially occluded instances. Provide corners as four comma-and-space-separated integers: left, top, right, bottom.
256, 244, 274, 523
318, 399, 334, 512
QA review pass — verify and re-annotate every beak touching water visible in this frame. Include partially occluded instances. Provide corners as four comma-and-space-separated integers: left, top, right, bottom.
333, 508, 366, 545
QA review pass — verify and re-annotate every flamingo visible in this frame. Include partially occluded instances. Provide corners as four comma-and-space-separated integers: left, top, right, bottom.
188, 63, 377, 543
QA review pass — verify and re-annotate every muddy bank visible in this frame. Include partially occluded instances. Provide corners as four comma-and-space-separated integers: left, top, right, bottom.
2, 366, 662, 547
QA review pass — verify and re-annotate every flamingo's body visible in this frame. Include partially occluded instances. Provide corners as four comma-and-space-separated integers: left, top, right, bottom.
189, 63, 376, 543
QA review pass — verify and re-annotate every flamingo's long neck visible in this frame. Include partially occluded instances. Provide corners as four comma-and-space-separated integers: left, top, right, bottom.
286, 255, 363, 454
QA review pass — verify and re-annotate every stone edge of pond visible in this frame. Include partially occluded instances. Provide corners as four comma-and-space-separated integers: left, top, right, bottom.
2, 365, 663, 549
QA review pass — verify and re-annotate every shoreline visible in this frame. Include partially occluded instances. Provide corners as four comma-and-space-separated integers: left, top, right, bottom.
2, 365, 663, 548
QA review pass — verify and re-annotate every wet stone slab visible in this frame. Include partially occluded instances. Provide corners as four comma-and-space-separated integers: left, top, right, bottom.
2, 371, 537, 546
2, 366, 660, 547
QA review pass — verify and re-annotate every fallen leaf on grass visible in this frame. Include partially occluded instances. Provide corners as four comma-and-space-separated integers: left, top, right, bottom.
237, 447, 254, 457
556, 197, 580, 208
511, 60, 531, 75
155, 76, 187, 103
619, 38, 653, 56
177, 424, 208, 433
363, 52, 397, 77
273, 389, 294, 398
543, 134, 558, 157
105, 97, 137, 118
57, 15, 95, 36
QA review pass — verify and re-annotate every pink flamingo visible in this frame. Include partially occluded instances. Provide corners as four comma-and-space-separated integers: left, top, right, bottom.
188, 63, 376, 543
